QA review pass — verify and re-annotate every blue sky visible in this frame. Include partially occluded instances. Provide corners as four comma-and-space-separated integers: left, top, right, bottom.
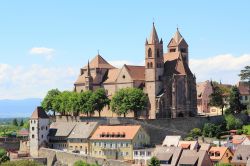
0, 1, 250, 99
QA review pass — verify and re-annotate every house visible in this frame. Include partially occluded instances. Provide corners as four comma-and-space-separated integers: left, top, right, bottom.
67, 122, 98, 155
154, 146, 182, 166
133, 148, 154, 166
231, 145, 250, 166
177, 150, 213, 166
237, 81, 250, 108
48, 122, 76, 151
177, 140, 199, 150
199, 143, 211, 152
242, 136, 250, 145
90, 125, 150, 161
232, 135, 248, 150
162, 135, 181, 147
208, 146, 233, 164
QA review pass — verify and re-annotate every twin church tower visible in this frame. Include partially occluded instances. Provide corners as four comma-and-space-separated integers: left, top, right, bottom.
74, 23, 197, 119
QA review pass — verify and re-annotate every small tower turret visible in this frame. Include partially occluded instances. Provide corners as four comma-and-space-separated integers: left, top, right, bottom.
85, 60, 93, 90
167, 28, 189, 64
29, 106, 49, 157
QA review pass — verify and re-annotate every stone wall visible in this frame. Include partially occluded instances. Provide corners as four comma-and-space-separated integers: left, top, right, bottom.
39, 148, 131, 166
55, 115, 225, 145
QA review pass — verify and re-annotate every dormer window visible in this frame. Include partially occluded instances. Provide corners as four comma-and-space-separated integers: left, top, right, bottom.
170, 49, 176, 52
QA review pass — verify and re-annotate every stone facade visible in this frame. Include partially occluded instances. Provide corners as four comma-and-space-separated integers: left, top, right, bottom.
29, 107, 50, 157
74, 23, 197, 119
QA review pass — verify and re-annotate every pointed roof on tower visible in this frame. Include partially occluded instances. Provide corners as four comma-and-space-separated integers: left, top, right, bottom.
148, 22, 159, 44
31, 106, 49, 119
173, 28, 183, 44
86, 60, 91, 76
84, 54, 115, 69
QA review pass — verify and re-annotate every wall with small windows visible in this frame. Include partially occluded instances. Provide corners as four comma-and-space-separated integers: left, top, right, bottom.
29, 118, 49, 157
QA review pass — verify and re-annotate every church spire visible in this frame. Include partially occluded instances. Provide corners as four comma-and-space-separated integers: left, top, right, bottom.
173, 27, 183, 44
148, 22, 159, 44
87, 60, 91, 76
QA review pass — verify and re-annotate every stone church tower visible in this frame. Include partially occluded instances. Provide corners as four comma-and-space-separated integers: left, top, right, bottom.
145, 23, 164, 119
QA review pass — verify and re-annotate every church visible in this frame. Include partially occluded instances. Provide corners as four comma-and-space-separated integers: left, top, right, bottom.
74, 23, 197, 119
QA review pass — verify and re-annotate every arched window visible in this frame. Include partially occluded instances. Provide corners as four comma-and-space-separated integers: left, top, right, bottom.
148, 48, 152, 57
157, 49, 160, 57
150, 62, 153, 68
147, 63, 150, 68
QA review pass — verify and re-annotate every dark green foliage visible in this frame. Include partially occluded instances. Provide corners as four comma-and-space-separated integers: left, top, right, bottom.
225, 114, 243, 130
229, 86, 244, 114
202, 123, 221, 138
1, 160, 42, 166
188, 128, 202, 139
19, 119, 24, 126
89, 88, 110, 117
148, 156, 160, 166
0, 148, 10, 164
41, 89, 61, 116
78, 90, 93, 116
110, 88, 148, 117
209, 85, 226, 115
73, 160, 100, 166
215, 163, 232, 166
12, 118, 18, 126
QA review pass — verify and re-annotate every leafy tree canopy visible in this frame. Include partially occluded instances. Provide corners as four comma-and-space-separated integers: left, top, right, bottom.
148, 156, 160, 166
110, 88, 147, 117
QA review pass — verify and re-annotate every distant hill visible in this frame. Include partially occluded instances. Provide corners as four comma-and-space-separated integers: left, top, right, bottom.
0, 98, 42, 118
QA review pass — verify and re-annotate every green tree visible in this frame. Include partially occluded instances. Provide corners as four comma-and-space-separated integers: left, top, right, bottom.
12, 118, 18, 126
78, 91, 93, 117
188, 128, 202, 139
209, 86, 226, 115
68, 92, 81, 116
225, 114, 243, 130
148, 156, 160, 166
127, 88, 148, 118
0, 148, 10, 164
110, 88, 130, 117
59, 91, 72, 115
23, 120, 30, 129
19, 119, 24, 126
90, 88, 110, 117
41, 89, 61, 116
229, 86, 243, 114
110, 88, 147, 117
202, 123, 221, 138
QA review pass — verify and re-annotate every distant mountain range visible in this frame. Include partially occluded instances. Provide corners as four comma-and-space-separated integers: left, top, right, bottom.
0, 98, 42, 118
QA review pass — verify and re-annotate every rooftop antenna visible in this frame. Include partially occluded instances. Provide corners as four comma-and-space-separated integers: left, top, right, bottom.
97, 49, 100, 55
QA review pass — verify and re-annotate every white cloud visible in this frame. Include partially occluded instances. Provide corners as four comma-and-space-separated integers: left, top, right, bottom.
0, 54, 248, 99
0, 64, 78, 99
190, 54, 250, 84
29, 47, 55, 60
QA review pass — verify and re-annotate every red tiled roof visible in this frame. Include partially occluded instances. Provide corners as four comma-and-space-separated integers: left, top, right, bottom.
90, 125, 141, 140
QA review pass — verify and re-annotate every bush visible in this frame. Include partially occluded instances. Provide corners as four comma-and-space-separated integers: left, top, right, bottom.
225, 114, 243, 130
148, 157, 160, 166
0, 148, 10, 164
243, 125, 250, 135
188, 128, 202, 139
202, 123, 221, 138
1, 160, 42, 166
73, 160, 99, 166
